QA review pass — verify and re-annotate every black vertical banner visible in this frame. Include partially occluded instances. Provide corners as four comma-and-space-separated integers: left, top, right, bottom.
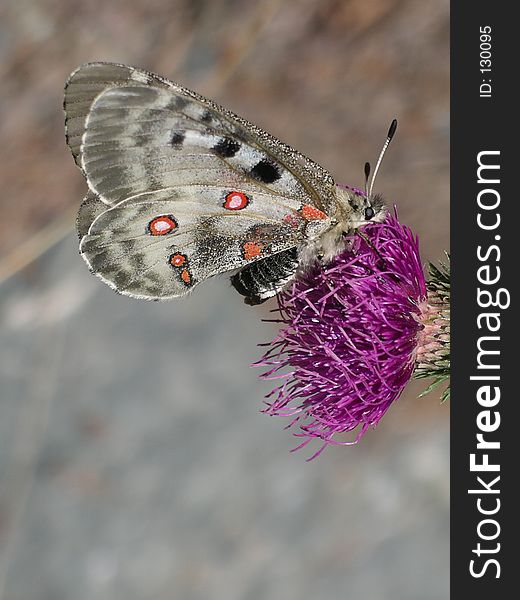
451, 3, 515, 597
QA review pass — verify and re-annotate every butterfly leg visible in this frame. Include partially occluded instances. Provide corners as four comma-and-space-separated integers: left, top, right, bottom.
231, 248, 299, 305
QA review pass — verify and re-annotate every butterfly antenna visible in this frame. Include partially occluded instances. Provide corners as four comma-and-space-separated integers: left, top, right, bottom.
367, 119, 397, 199
364, 162, 371, 198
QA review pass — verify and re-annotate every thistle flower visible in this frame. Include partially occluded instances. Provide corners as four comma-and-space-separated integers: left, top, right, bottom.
414, 259, 451, 402
256, 212, 450, 458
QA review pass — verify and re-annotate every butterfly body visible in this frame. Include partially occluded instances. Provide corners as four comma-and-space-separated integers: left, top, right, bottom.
65, 63, 386, 304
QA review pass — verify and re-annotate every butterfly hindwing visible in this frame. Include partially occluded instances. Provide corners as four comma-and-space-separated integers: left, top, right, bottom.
76, 190, 109, 239
79, 189, 305, 300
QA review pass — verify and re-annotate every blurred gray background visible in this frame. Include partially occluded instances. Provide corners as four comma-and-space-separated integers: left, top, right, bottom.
0, 1, 449, 599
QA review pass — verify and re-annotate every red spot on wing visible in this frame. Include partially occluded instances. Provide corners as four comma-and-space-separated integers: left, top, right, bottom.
300, 205, 327, 221
243, 241, 264, 260
169, 253, 192, 286
149, 215, 177, 236
181, 269, 191, 284
224, 191, 249, 210
170, 253, 186, 267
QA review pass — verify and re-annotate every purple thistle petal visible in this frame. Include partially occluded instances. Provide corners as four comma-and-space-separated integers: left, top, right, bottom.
255, 211, 427, 456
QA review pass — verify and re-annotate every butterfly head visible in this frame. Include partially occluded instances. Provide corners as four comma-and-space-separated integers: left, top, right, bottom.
334, 185, 387, 232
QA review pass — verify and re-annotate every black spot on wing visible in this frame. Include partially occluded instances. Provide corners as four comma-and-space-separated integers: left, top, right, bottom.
212, 136, 241, 158
171, 130, 185, 145
175, 97, 188, 110
201, 109, 213, 123
250, 159, 281, 184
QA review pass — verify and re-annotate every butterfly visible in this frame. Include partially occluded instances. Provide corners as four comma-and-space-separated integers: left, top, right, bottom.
64, 62, 395, 304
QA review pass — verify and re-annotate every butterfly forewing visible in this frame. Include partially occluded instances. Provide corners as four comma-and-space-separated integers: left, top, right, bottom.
82, 85, 321, 207
65, 63, 336, 203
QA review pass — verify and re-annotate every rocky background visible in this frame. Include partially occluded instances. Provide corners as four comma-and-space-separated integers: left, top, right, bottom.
0, 1, 449, 599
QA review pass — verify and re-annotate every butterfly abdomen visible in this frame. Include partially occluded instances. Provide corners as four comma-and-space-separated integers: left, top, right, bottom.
231, 248, 299, 305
